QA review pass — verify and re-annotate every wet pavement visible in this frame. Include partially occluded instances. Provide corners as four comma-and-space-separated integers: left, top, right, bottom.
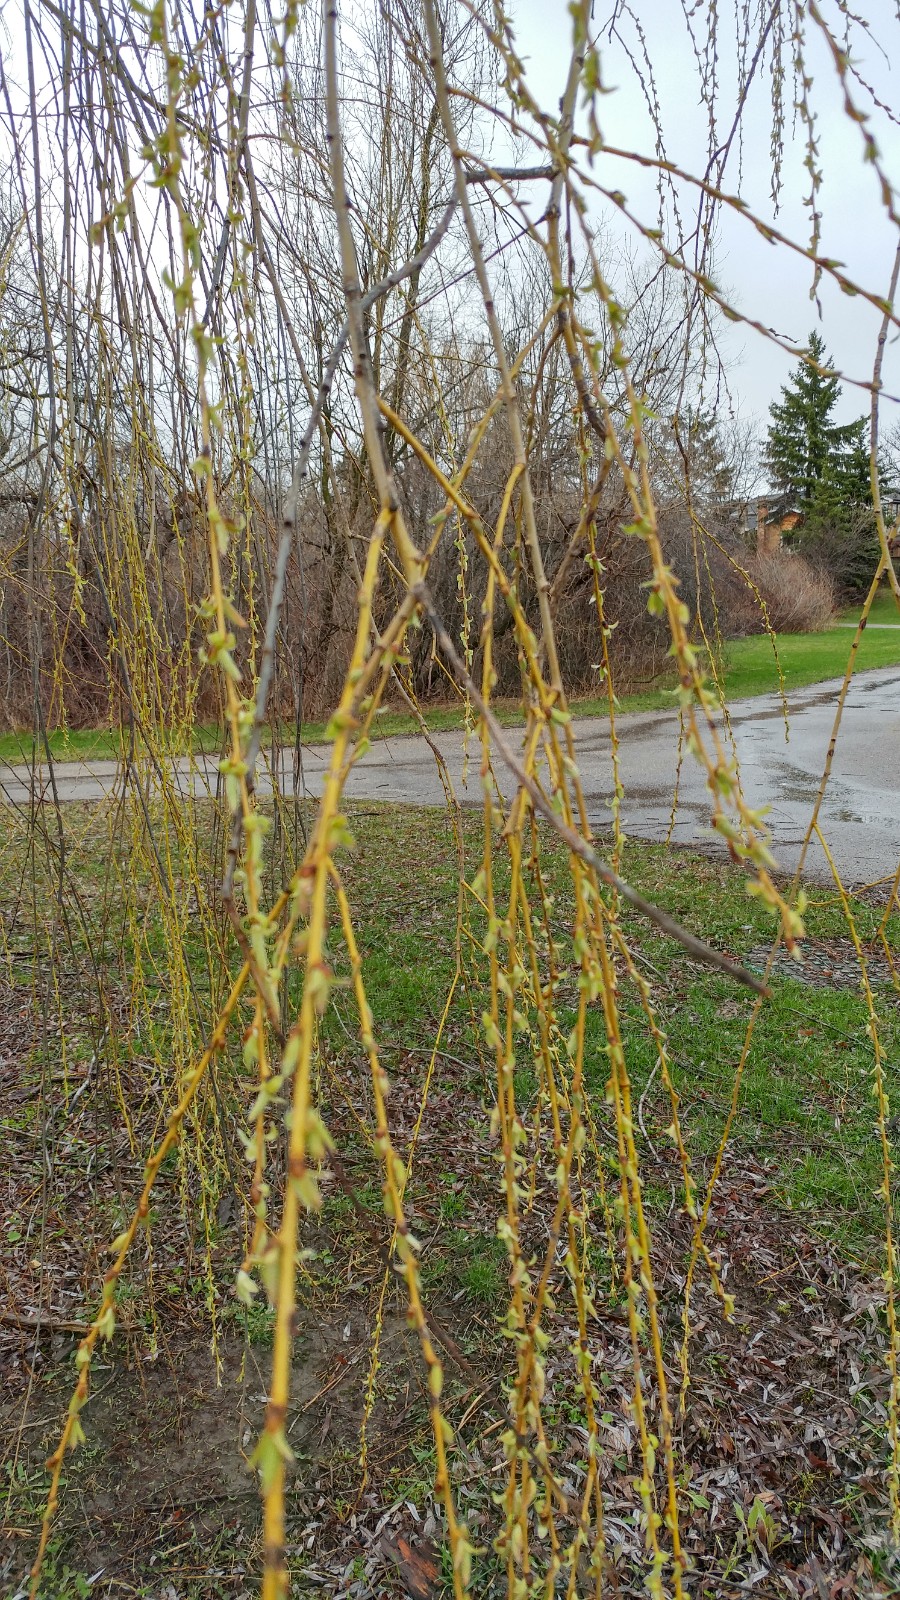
2, 666, 898, 888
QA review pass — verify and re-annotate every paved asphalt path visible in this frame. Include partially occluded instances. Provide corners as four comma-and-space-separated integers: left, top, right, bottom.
2, 666, 898, 888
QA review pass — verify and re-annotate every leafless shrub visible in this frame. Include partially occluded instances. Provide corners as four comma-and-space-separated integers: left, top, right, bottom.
749, 549, 836, 634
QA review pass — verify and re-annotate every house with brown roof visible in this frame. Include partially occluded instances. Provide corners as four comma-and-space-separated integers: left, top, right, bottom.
724, 494, 804, 554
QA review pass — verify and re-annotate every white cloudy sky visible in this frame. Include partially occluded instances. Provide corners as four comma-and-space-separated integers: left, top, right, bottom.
3, 0, 897, 466
506, 0, 900, 437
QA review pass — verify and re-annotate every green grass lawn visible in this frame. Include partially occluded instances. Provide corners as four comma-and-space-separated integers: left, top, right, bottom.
2, 796, 895, 1270
3, 796, 899, 1595
712, 615, 900, 700
844, 585, 900, 627
334, 808, 900, 1265
3, 589, 899, 766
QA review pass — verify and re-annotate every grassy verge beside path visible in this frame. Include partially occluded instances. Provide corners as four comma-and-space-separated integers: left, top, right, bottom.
845, 586, 900, 627
1, 798, 895, 1266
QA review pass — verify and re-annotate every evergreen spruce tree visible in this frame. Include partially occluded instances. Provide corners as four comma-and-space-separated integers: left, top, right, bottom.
764, 334, 890, 592
804, 417, 884, 591
764, 331, 861, 506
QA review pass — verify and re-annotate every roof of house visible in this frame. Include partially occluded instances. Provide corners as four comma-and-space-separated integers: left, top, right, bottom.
722, 493, 803, 530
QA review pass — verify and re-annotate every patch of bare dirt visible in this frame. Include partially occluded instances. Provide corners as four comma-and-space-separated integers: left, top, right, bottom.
2, 981, 899, 1598
1, 1303, 429, 1599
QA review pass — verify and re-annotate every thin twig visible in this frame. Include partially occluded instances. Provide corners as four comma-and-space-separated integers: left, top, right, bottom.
415, 582, 769, 996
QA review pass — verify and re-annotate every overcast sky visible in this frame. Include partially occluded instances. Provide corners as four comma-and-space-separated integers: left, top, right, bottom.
507, 0, 900, 441
4, 0, 897, 477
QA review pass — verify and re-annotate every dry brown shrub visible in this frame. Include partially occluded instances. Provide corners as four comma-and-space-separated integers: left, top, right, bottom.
749, 549, 836, 634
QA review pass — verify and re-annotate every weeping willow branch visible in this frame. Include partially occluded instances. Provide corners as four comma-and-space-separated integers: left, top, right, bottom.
414, 581, 770, 996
